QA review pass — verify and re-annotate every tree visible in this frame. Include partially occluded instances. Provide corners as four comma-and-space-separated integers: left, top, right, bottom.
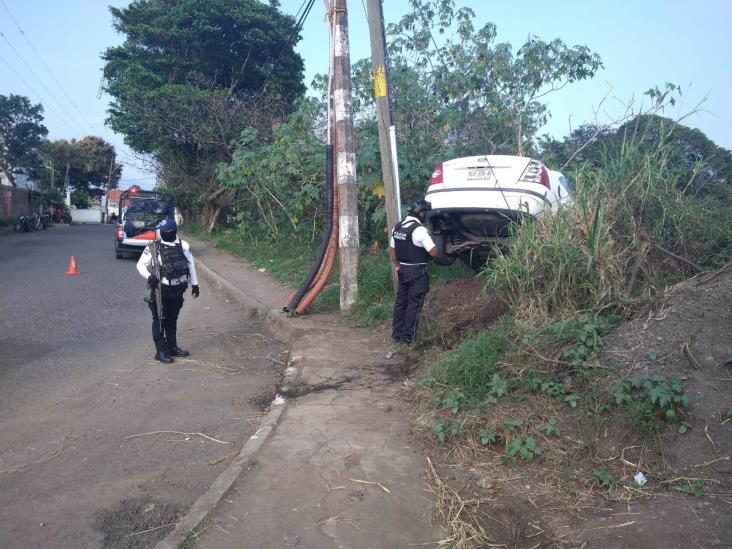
101, 0, 306, 228
388, 0, 602, 155
42, 137, 122, 195
0, 94, 48, 186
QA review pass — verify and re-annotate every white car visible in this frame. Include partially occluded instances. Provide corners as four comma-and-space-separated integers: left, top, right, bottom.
425, 155, 572, 269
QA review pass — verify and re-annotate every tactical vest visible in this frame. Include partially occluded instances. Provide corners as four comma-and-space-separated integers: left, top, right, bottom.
393, 219, 430, 264
159, 242, 190, 282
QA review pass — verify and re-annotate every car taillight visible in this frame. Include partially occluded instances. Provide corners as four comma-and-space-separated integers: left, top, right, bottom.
429, 162, 443, 186
519, 160, 550, 189
116, 226, 124, 241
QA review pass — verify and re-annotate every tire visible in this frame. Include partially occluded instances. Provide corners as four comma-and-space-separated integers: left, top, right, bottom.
431, 232, 456, 266
459, 249, 489, 272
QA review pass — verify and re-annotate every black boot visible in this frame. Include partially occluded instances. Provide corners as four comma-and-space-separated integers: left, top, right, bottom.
168, 346, 190, 357
155, 350, 174, 364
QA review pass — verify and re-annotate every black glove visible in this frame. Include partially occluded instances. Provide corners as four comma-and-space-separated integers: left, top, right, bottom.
147, 274, 159, 288
191, 284, 200, 298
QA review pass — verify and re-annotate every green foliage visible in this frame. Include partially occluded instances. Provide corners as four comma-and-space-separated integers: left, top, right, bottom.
425, 320, 513, 402
725, 406, 732, 418
564, 394, 580, 408
551, 315, 606, 366
505, 436, 542, 464
725, 349, 732, 365
614, 375, 691, 429
71, 190, 91, 209
541, 380, 565, 397
591, 468, 618, 488
483, 102, 732, 326
479, 429, 498, 446
680, 479, 704, 497
503, 418, 522, 432
42, 137, 122, 194
646, 350, 658, 362
540, 418, 559, 436
434, 420, 465, 444
0, 94, 48, 185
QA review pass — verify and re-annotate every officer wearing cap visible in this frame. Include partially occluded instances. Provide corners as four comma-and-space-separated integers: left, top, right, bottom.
136, 218, 200, 363
389, 199, 438, 345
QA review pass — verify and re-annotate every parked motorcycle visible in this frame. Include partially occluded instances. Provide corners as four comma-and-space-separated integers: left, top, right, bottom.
13, 215, 31, 233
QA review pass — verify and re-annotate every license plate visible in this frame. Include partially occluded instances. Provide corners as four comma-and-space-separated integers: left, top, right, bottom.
467, 168, 492, 180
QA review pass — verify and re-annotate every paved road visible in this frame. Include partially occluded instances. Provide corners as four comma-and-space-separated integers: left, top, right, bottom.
0, 225, 283, 548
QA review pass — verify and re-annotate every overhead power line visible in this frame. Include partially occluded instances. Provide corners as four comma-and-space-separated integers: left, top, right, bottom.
0, 0, 98, 133
0, 30, 88, 135
0, 51, 80, 134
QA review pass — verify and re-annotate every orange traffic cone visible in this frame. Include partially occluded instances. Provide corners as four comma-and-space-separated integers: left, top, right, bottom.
66, 256, 79, 276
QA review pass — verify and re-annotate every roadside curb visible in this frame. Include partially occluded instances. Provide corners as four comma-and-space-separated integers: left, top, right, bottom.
154, 400, 286, 549
154, 252, 298, 547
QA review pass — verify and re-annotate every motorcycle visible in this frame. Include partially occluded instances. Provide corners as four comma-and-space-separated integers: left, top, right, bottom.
14, 215, 31, 233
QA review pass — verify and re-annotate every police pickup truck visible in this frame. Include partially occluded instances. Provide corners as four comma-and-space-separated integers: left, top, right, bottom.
114, 185, 176, 259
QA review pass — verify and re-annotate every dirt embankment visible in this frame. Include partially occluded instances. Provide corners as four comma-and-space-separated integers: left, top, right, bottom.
408, 267, 731, 548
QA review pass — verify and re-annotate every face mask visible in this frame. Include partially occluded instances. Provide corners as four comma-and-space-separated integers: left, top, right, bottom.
161, 230, 177, 242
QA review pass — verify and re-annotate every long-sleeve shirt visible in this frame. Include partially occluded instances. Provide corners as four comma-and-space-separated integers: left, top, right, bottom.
136, 237, 198, 286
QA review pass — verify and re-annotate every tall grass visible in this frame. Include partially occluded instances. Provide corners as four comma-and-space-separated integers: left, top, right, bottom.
483, 117, 732, 326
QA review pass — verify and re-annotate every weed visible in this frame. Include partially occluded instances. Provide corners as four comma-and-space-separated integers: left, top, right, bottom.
678, 420, 692, 434
478, 430, 498, 446
725, 406, 732, 418
551, 315, 606, 366
505, 436, 542, 464
725, 349, 732, 365
680, 479, 705, 497
503, 418, 522, 432
614, 375, 691, 429
433, 390, 466, 414
646, 350, 658, 362
540, 418, 560, 436
591, 468, 618, 488
541, 380, 566, 397
425, 319, 514, 402
564, 394, 580, 408
434, 420, 465, 444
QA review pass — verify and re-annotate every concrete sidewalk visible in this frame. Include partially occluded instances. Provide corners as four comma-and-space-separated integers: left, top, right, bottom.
171, 235, 442, 548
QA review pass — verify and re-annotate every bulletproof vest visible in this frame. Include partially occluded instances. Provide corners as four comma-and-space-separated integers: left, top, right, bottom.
393, 219, 430, 264
159, 242, 190, 281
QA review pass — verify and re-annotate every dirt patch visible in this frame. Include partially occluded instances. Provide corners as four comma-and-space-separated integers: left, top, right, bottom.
410, 265, 732, 548
95, 498, 185, 549
422, 276, 508, 347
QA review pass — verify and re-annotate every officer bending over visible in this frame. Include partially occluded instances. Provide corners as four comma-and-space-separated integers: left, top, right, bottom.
136, 218, 200, 363
389, 199, 438, 345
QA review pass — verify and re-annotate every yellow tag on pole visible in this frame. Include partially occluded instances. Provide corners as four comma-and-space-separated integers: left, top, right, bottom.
373, 65, 387, 98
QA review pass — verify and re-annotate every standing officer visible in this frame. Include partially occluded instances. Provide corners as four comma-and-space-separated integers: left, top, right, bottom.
389, 199, 438, 345
136, 218, 200, 363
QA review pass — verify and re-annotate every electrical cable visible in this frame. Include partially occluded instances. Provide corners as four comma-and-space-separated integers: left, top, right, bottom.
0, 30, 88, 135
0, 51, 79, 134
0, 0, 98, 133
257, 0, 316, 99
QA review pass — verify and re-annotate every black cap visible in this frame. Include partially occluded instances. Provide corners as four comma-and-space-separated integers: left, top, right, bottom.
408, 199, 432, 217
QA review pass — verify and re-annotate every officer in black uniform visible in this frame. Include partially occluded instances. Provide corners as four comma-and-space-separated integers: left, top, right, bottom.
136, 218, 200, 363
389, 199, 438, 345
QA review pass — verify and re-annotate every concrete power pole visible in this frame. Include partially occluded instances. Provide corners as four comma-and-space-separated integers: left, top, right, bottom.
333, 0, 359, 313
366, 0, 400, 288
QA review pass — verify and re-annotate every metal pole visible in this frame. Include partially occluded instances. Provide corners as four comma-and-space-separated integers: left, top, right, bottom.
388, 125, 402, 219
333, 0, 359, 313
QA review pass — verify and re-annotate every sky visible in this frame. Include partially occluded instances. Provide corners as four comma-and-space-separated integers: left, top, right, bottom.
1, 0, 730, 190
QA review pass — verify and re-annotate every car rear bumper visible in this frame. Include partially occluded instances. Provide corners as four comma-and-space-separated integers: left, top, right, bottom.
426, 186, 548, 216
116, 239, 149, 252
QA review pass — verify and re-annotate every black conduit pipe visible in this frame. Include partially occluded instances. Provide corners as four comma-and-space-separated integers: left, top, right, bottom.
285, 144, 335, 312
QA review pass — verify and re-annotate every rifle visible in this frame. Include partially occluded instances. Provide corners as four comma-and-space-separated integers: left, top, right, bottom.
148, 239, 164, 331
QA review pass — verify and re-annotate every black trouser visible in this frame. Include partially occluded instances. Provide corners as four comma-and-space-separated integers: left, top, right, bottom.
392, 264, 429, 343
148, 284, 186, 353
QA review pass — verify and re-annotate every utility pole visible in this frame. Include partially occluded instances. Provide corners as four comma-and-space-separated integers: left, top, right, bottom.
333, 0, 359, 313
366, 0, 400, 288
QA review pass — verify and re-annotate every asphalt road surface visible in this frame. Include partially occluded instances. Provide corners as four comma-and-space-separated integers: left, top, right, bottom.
0, 224, 283, 548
